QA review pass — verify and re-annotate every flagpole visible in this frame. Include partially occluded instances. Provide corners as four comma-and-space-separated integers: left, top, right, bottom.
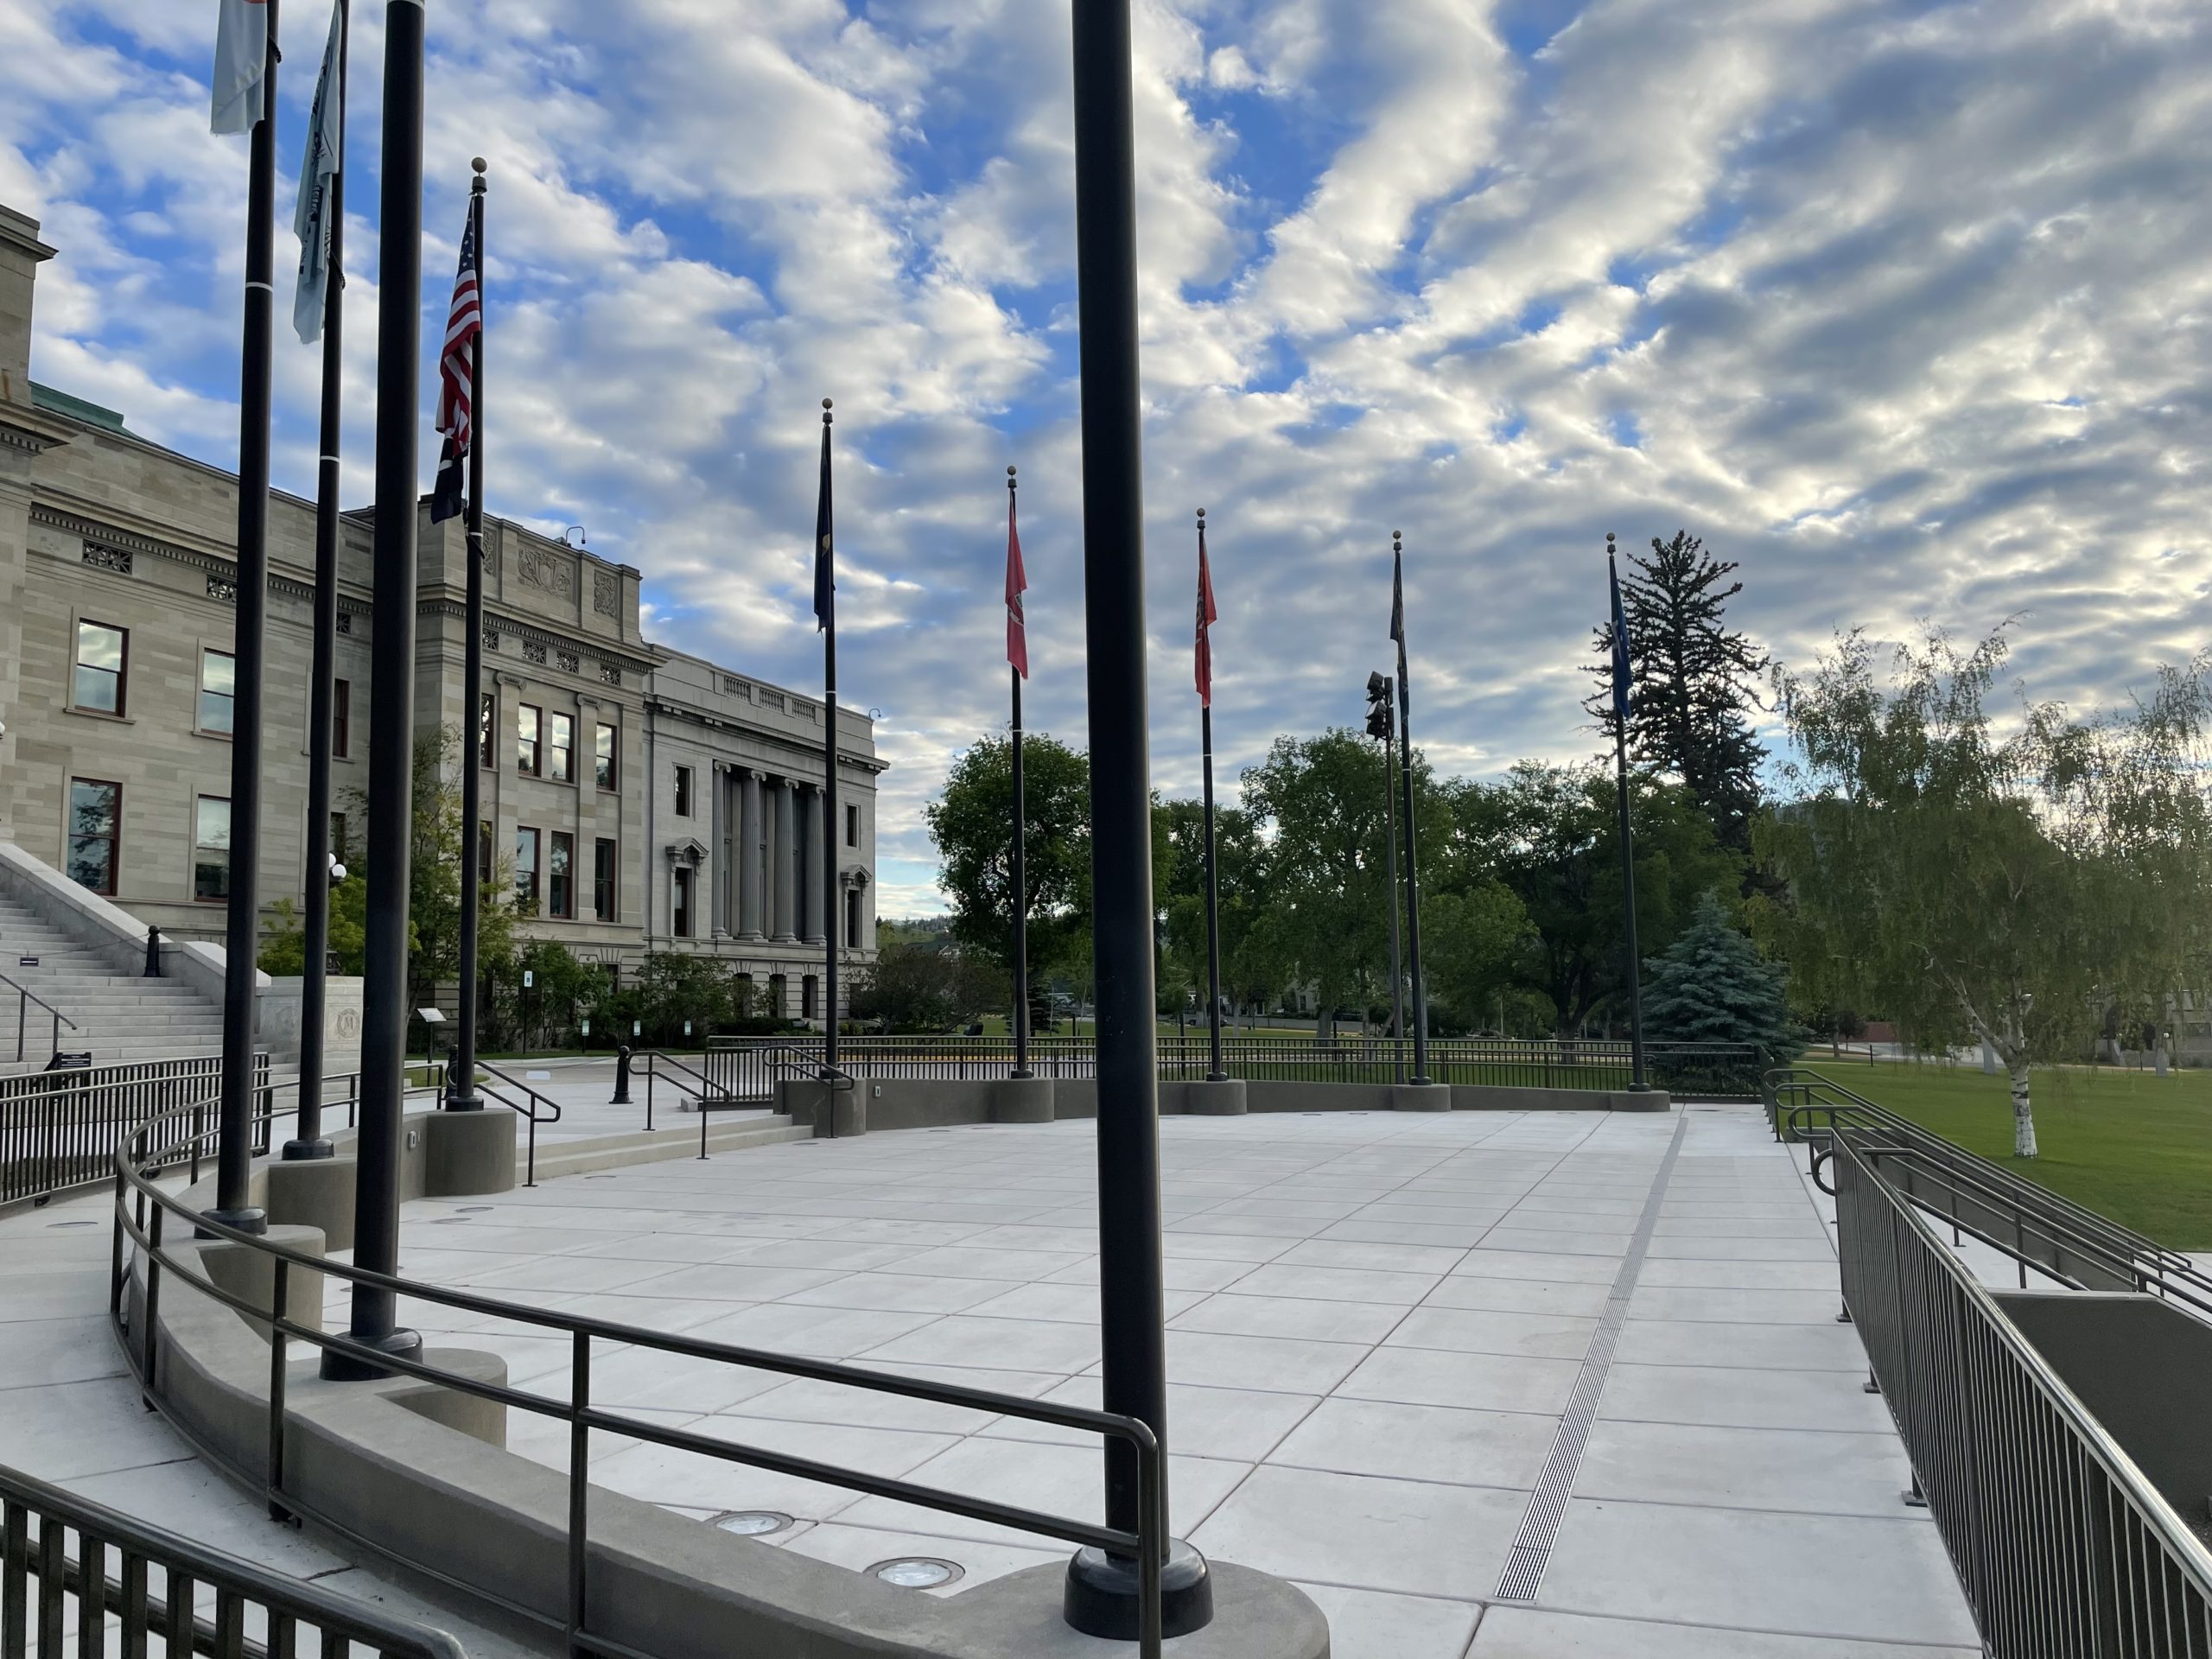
449, 160, 489, 1112
1196, 510, 1225, 1084
326, 0, 425, 1379
1008, 467, 1032, 1080
1392, 531, 1432, 1089
1066, 0, 1212, 1638
1609, 532, 1649, 1091
289, 0, 347, 1163
209, 0, 281, 1236
820, 401, 840, 1076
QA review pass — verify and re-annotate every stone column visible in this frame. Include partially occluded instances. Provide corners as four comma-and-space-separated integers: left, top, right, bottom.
738, 768, 765, 938
709, 761, 728, 935
772, 778, 798, 942
801, 785, 826, 944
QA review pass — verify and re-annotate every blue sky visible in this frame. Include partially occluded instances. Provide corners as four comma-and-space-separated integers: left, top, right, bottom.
7, 0, 2211, 912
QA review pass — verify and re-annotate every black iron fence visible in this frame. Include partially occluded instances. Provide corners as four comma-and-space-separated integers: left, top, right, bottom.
1, 1055, 268, 1209
702, 1033, 1763, 1103
111, 1091, 1171, 1657
2, 1461, 466, 1659
1833, 1133, 2212, 1655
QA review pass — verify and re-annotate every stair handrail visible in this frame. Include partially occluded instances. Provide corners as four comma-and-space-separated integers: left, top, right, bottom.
1768, 1062, 2212, 1298
467, 1059, 565, 1188
0, 964, 79, 1067
1, 1461, 468, 1659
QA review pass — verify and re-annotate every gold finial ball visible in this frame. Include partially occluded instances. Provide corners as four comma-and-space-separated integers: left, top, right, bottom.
472, 156, 487, 174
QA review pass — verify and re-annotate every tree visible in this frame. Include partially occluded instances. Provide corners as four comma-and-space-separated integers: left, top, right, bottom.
1754, 628, 2212, 1158
1589, 531, 1769, 852
1154, 798, 1273, 1021
849, 941, 1010, 1033
1642, 891, 1805, 1091
925, 733, 1092, 988
1451, 763, 1740, 1037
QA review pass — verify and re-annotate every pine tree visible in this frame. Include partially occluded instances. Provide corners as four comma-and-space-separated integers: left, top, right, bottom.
1642, 892, 1804, 1090
1588, 531, 1770, 852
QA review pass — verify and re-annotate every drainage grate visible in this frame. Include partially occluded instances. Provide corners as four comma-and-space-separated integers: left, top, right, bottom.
1494, 1109, 1690, 1603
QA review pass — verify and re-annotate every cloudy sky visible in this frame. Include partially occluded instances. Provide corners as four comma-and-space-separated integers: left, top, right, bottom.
7, 0, 2209, 912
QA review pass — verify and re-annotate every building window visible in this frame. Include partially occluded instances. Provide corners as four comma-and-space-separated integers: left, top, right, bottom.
549, 831, 574, 919
846, 887, 862, 949
550, 712, 574, 784
330, 811, 348, 867
334, 678, 351, 759
594, 837, 618, 922
802, 975, 818, 1020
478, 693, 495, 770
67, 779, 121, 896
594, 723, 617, 791
672, 866, 694, 938
194, 797, 232, 903
518, 704, 542, 775
197, 649, 235, 736
674, 765, 694, 817
73, 620, 128, 715
846, 804, 859, 847
515, 827, 540, 912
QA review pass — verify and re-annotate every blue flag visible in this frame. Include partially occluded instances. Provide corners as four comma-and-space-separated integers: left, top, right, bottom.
1608, 552, 1632, 724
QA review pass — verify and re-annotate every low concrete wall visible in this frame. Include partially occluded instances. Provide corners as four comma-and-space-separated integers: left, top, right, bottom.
258, 1109, 517, 1251
132, 1195, 1326, 1659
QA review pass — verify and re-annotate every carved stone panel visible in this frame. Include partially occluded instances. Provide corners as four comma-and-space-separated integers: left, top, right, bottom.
518, 545, 574, 599
594, 569, 620, 619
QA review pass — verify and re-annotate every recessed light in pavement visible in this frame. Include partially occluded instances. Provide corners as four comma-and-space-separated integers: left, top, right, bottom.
710, 1510, 792, 1536
869, 1558, 963, 1589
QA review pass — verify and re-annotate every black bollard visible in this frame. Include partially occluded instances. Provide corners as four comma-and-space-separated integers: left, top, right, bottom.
143, 925, 162, 979
612, 1044, 632, 1106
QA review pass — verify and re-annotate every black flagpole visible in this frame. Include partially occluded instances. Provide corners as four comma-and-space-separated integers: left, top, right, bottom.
449, 159, 487, 1112
1065, 0, 1212, 1639
821, 401, 840, 1076
326, 0, 424, 1379
289, 0, 346, 1163
1393, 531, 1432, 1088
1009, 467, 1031, 1080
210, 0, 280, 1234
1610, 532, 1649, 1090
1198, 510, 1224, 1083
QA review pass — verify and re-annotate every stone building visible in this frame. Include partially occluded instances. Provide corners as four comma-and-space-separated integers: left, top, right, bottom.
0, 203, 880, 1021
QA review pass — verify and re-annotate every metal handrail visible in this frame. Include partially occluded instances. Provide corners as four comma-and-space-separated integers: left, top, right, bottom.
752, 1045, 855, 1142
0, 965, 78, 1066
108, 1090, 1168, 1657
1834, 1133, 2212, 1653
2, 1460, 467, 1659
469, 1060, 565, 1188
1766, 1064, 2196, 1280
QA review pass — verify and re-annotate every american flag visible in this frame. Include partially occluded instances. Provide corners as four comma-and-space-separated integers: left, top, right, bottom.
1005, 479, 1028, 679
1195, 516, 1218, 706
429, 205, 481, 523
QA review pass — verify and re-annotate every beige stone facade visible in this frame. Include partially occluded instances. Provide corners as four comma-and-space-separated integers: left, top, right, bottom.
0, 205, 880, 1015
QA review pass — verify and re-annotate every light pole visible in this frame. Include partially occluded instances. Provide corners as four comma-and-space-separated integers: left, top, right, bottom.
1364, 671, 1405, 1084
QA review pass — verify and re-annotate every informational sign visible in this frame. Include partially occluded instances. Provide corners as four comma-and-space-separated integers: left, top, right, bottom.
17, 956, 37, 969
417, 1007, 446, 1024
523, 969, 534, 989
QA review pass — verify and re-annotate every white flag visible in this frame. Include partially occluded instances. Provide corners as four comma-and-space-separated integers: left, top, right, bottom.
211, 0, 270, 136
293, 4, 344, 343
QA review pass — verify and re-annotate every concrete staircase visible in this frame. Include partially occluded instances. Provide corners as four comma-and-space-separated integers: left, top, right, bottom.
0, 892, 228, 1075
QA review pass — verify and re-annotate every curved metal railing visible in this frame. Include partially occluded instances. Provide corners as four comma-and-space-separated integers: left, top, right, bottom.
3, 1460, 467, 1659
106, 1089, 1168, 1657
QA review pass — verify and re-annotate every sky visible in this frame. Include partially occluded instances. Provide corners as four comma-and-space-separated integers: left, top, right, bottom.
6, 0, 2210, 914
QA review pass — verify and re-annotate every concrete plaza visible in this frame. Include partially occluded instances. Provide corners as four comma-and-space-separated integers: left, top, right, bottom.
304, 1101, 1980, 1657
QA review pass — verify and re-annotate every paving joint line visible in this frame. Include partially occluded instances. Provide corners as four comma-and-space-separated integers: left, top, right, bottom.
1493, 1107, 1689, 1603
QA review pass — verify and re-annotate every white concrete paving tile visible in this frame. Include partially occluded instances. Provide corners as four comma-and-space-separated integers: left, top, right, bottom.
988, 1377, 1322, 1463
1478, 1227, 1634, 1257
778, 1273, 1021, 1315
0, 1378, 194, 1479
1039, 1254, 1260, 1293
718, 1238, 919, 1272
588, 1416, 957, 1522
857, 1313, 1103, 1374
1613, 1318, 1866, 1371
678, 1301, 943, 1359
1270, 1395, 1556, 1490
1539, 1497, 1980, 1645
1191, 1464, 1527, 1599
568, 1343, 794, 1414
1575, 1418, 1921, 1517
1169, 1291, 1408, 1346
1385, 1305, 1599, 1360
1453, 1249, 1622, 1285
1337, 1345, 1582, 1415
1420, 1275, 1611, 1319
462, 1253, 698, 1295
625, 1262, 855, 1302
880, 1245, 1082, 1281
0, 1315, 125, 1389
1643, 1235, 1835, 1262
1637, 1257, 1840, 1291
776, 1519, 1063, 1593
1160, 1231, 1305, 1262
1156, 1328, 1374, 1395
1270, 1239, 1470, 1274
1224, 1262, 1445, 1306
1599, 1362, 1897, 1433
1314, 1220, 1499, 1249
1469, 1606, 1977, 1656
1627, 1285, 1847, 1325
1290, 1582, 1482, 1659
957, 1281, 1207, 1325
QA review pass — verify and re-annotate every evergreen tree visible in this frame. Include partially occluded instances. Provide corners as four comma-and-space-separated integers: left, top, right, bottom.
1588, 531, 1769, 852
1642, 891, 1804, 1090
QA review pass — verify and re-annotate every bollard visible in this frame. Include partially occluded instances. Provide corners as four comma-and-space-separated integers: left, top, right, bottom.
611, 1044, 632, 1106
144, 925, 162, 978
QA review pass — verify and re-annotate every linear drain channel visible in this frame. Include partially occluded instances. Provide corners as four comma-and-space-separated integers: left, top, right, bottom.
1494, 1108, 1689, 1603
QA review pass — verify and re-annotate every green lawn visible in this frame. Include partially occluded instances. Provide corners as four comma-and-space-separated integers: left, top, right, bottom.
1803, 1058, 2212, 1248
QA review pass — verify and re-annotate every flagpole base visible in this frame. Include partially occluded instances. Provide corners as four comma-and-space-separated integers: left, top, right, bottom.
1064, 1541, 1213, 1640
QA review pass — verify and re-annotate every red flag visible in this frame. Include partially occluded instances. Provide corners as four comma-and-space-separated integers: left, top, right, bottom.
1005, 483, 1028, 679
1195, 517, 1218, 706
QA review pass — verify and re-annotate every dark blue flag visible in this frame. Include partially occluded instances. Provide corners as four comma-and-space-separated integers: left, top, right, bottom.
813, 414, 834, 632
1608, 551, 1632, 724
1389, 538, 1407, 678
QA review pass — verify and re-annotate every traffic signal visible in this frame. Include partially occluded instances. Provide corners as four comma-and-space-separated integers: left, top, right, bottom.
1364, 671, 1394, 742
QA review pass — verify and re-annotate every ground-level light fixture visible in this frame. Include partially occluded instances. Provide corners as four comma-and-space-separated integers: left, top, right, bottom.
869, 1558, 963, 1590
710, 1511, 792, 1537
